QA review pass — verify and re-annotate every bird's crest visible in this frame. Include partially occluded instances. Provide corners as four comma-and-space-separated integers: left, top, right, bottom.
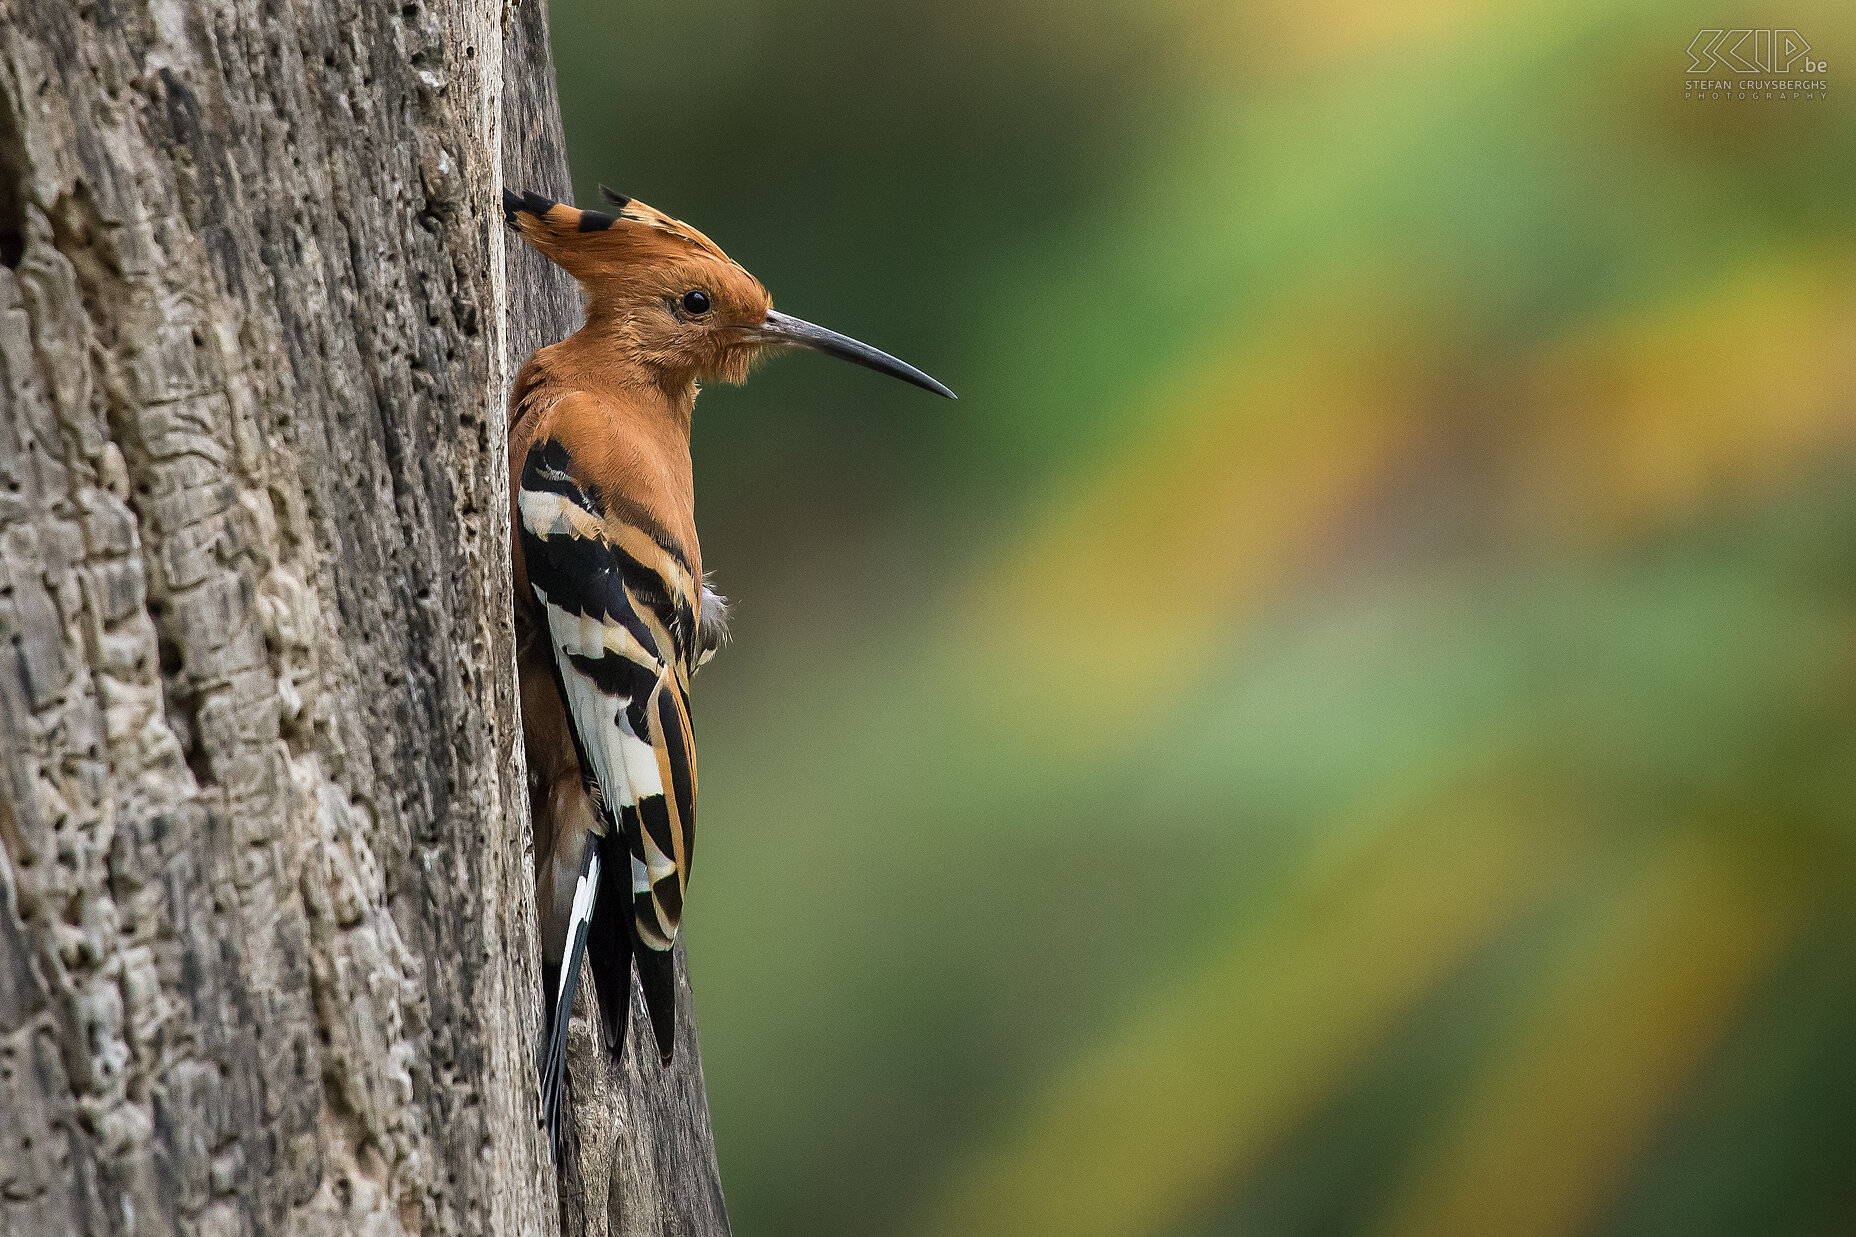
501, 187, 740, 283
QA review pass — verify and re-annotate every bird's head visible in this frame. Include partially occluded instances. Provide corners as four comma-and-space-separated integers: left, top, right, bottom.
503, 187, 954, 399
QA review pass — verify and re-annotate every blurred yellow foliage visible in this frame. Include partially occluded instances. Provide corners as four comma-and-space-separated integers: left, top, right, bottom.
552, 0, 1856, 1231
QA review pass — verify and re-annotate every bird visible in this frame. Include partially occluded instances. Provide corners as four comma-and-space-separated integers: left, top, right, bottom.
501, 184, 954, 1140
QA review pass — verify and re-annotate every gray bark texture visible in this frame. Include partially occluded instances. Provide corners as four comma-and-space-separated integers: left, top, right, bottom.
0, 0, 731, 1233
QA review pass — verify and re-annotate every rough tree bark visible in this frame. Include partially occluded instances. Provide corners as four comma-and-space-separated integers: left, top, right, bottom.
0, 0, 730, 1233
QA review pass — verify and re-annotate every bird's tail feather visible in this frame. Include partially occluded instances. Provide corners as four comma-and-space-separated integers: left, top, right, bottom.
634, 936, 678, 1066
541, 845, 601, 1145
584, 831, 634, 1063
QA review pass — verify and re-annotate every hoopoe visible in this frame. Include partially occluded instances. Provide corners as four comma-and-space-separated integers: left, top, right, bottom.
502, 185, 953, 1136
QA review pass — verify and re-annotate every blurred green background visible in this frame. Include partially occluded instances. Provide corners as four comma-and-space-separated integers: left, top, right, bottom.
546, 1, 1856, 1234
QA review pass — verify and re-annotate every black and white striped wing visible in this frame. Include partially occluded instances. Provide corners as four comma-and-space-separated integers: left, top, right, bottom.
519, 438, 698, 1064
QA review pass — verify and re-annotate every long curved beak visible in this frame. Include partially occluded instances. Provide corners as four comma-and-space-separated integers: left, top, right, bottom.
756, 309, 956, 399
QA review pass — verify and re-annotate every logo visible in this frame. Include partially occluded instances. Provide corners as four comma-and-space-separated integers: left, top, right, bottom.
1685, 29, 1829, 99
1686, 29, 1821, 73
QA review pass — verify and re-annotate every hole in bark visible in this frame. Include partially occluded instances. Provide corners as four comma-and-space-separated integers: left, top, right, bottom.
0, 85, 23, 269
183, 730, 211, 787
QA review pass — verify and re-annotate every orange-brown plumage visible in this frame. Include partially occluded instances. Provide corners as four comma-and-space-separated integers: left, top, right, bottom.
503, 185, 951, 1139
506, 192, 773, 399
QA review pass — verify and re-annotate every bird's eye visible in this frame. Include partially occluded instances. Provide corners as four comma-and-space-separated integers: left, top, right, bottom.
681, 289, 711, 316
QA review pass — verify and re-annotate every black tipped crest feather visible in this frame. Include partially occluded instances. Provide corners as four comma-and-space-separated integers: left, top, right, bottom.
502, 188, 559, 227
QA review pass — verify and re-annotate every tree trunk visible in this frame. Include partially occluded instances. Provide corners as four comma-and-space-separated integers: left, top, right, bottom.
0, 0, 730, 1233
